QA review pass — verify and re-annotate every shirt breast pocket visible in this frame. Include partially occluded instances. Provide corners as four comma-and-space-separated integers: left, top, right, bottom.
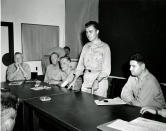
94, 51, 103, 61
93, 51, 103, 68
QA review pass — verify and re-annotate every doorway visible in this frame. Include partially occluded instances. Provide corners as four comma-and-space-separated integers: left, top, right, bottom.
1, 22, 14, 82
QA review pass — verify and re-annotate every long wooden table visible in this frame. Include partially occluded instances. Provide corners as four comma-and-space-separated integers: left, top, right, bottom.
2, 81, 166, 131
1, 81, 71, 100
1, 81, 72, 131
25, 91, 144, 131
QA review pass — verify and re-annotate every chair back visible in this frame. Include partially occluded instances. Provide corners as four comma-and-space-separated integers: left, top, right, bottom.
24, 61, 43, 75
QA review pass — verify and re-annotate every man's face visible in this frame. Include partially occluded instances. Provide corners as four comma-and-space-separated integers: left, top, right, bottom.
64, 48, 70, 56
51, 54, 59, 65
14, 54, 23, 64
129, 60, 144, 77
86, 25, 99, 42
60, 58, 70, 71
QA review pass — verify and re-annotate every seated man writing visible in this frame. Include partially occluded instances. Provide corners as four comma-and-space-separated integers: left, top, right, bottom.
121, 53, 165, 108
7, 52, 31, 81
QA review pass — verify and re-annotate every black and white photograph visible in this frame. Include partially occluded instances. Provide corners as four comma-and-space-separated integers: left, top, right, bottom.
1, 0, 166, 131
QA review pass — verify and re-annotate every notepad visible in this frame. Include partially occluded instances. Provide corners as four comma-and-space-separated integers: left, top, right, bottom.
31, 86, 51, 91
8, 81, 23, 86
97, 117, 166, 131
31, 86, 44, 91
130, 117, 166, 131
94, 97, 126, 105
107, 119, 149, 131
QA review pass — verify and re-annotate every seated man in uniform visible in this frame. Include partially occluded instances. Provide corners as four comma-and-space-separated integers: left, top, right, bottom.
7, 52, 31, 81
121, 53, 165, 108
44, 52, 66, 85
60, 56, 82, 90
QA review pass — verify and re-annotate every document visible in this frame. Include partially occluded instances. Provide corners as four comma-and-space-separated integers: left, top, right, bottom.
94, 97, 126, 105
31, 86, 51, 91
8, 81, 23, 86
107, 119, 149, 131
31, 86, 44, 91
130, 117, 166, 131
97, 117, 166, 131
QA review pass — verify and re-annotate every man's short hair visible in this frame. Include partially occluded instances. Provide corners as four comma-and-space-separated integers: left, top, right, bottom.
49, 52, 60, 64
50, 52, 59, 58
60, 56, 71, 62
130, 53, 145, 64
85, 21, 100, 30
64, 46, 70, 51
14, 52, 22, 56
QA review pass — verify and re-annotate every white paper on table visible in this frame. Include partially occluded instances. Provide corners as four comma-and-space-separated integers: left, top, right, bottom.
30, 86, 44, 91
130, 117, 166, 131
8, 81, 23, 86
94, 97, 126, 105
107, 119, 150, 131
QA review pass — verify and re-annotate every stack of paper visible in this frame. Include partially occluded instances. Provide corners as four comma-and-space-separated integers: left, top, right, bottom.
94, 97, 126, 105
107, 119, 150, 131
31, 86, 44, 91
130, 117, 166, 131
97, 117, 166, 131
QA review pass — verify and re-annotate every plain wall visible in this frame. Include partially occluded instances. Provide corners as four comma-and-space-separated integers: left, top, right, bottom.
65, 0, 99, 58
1, 0, 65, 52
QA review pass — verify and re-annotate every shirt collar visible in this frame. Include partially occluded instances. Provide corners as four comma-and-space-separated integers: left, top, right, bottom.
137, 69, 149, 81
88, 39, 104, 49
52, 63, 59, 69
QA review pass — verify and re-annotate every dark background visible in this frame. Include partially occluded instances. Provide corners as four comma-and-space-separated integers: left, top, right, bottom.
99, 0, 166, 82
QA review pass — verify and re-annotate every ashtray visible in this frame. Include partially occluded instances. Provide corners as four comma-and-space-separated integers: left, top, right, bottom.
40, 96, 51, 101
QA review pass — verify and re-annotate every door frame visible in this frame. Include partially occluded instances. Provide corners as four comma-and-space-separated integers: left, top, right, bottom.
1, 21, 14, 64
